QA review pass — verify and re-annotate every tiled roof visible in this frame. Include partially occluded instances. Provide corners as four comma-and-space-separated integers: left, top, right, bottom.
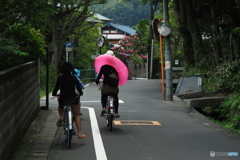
102, 22, 136, 35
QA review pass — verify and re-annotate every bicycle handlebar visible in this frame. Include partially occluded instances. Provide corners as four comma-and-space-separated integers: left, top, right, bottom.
97, 79, 103, 90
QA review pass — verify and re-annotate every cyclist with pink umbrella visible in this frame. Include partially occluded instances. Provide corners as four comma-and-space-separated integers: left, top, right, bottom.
95, 50, 128, 118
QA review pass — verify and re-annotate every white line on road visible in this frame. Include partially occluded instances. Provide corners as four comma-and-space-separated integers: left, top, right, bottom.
82, 100, 124, 103
83, 107, 107, 160
84, 84, 90, 87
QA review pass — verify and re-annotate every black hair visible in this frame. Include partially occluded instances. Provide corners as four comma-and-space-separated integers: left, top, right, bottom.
59, 62, 76, 74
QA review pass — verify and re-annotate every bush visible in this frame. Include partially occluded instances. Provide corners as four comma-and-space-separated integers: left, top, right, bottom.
0, 23, 46, 71
218, 92, 240, 130
40, 65, 57, 97
0, 35, 28, 71
204, 60, 240, 93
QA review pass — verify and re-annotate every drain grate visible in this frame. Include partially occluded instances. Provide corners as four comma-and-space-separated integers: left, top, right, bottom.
114, 120, 161, 125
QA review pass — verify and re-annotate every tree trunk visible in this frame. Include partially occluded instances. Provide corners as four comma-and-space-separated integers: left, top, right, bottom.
209, 0, 222, 66
48, 1, 94, 71
185, 1, 207, 66
173, 0, 195, 69
51, 31, 65, 70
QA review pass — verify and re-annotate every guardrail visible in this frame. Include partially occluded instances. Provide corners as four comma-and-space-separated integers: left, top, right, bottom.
78, 69, 97, 81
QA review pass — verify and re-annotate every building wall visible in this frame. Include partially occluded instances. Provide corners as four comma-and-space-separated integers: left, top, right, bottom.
102, 26, 127, 44
0, 61, 40, 160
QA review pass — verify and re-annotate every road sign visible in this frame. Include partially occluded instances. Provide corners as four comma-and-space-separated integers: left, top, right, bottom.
65, 48, 72, 52
96, 35, 105, 47
158, 20, 171, 36
65, 42, 72, 48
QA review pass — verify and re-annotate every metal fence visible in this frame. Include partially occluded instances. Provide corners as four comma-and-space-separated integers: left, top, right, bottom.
78, 69, 97, 81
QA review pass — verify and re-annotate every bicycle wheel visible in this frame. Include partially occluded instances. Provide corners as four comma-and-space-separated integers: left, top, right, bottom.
66, 106, 72, 148
108, 115, 113, 131
67, 127, 72, 148
63, 108, 68, 142
106, 103, 110, 127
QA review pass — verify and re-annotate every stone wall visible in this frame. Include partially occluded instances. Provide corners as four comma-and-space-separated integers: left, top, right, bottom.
0, 61, 40, 160
128, 60, 147, 79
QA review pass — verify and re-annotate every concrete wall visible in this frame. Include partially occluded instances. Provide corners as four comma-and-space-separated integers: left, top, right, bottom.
0, 61, 40, 160
128, 61, 183, 80
128, 60, 147, 79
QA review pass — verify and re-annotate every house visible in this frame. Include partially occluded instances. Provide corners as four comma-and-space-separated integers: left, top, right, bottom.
91, 14, 136, 47
101, 22, 136, 47
93, 14, 146, 78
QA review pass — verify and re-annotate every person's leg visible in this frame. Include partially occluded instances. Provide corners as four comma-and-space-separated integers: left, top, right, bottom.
58, 105, 64, 119
78, 99, 82, 115
78, 99, 82, 116
113, 86, 120, 117
100, 93, 108, 116
71, 104, 86, 138
56, 104, 64, 126
101, 94, 108, 109
114, 94, 120, 118
114, 95, 119, 114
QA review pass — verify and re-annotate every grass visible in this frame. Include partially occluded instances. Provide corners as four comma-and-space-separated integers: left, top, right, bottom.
205, 116, 240, 133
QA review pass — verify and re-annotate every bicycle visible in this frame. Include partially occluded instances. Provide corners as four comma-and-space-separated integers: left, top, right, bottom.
98, 80, 117, 131
61, 98, 75, 148
104, 93, 116, 131
63, 104, 73, 148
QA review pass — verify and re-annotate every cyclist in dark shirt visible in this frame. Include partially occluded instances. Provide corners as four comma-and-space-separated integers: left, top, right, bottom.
52, 62, 86, 139
96, 51, 120, 118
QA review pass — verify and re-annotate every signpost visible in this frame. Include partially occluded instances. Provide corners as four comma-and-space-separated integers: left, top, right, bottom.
65, 42, 72, 62
152, 19, 171, 100
96, 35, 105, 54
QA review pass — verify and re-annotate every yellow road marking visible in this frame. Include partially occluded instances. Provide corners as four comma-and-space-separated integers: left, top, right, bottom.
114, 120, 161, 125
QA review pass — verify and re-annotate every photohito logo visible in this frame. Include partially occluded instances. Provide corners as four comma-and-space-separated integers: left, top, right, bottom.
210, 151, 238, 157
210, 151, 215, 157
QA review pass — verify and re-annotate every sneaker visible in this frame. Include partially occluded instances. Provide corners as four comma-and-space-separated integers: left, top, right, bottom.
56, 119, 63, 127
100, 108, 106, 117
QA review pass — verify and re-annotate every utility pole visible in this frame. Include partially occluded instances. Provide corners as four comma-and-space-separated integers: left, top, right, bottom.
163, 0, 173, 101
148, 3, 154, 79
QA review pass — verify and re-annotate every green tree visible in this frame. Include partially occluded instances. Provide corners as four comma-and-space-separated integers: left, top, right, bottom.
47, 0, 107, 70
73, 22, 101, 69
0, 0, 50, 70
4, 23, 46, 60
0, 23, 46, 71
0, 0, 51, 32
172, 0, 240, 69
134, 19, 150, 45
91, 0, 151, 27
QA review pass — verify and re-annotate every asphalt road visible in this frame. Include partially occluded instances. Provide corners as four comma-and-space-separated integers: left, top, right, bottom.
48, 79, 240, 160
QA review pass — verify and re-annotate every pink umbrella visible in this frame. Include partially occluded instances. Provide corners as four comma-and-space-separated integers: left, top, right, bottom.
94, 54, 128, 86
